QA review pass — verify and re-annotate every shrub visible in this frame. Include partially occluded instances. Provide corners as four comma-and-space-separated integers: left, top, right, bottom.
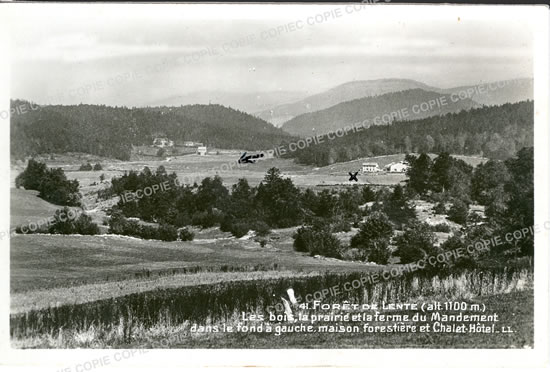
178, 227, 195, 242
431, 223, 451, 233
395, 221, 438, 264
367, 238, 391, 264
79, 163, 93, 171
293, 226, 312, 253
341, 248, 367, 261
156, 224, 178, 241
331, 218, 351, 233
293, 224, 341, 259
251, 221, 271, 236
191, 211, 218, 228
433, 202, 447, 215
107, 210, 178, 241
362, 186, 376, 203
48, 208, 99, 235
441, 234, 477, 269
230, 222, 250, 238
350, 211, 393, 248
448, 200, 469, 225
72, 214, 101, 235
93, 163, 103, 171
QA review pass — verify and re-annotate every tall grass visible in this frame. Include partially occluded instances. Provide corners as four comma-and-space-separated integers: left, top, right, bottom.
11, 266, 532, 347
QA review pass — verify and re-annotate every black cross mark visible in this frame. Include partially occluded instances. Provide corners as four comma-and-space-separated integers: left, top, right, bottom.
348, 171, 359, 182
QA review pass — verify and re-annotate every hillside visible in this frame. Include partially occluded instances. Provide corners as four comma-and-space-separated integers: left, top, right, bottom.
10, 188, 65, 228
287, 101, 533, 166
255, 79, 438, 126
10, 101, 295, 161
143, 90, 307, 114
442, 78, 533, 106
281, 89, 479, 137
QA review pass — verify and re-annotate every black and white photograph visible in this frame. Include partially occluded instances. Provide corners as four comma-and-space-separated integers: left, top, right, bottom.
0, 1, 549, 370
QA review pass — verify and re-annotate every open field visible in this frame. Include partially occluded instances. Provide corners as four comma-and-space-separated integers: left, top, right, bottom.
10, 232, 379, 293
11, 270, 321, 314
10, 189, 65, 228
11, 268, 533, 348
15, 152, 488, 190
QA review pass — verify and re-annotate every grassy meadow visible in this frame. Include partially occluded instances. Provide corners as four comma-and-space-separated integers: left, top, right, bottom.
11, 267, 533, 348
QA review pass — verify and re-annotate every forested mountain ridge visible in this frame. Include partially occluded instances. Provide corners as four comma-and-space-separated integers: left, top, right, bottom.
255, 78, 439, 126
10, 101, 295, 160
286, 100, 533, 166
280, 89, 480, 137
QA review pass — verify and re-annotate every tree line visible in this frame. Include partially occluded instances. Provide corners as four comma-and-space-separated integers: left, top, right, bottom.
287, 101, 533, 166
10, 100, 295, 161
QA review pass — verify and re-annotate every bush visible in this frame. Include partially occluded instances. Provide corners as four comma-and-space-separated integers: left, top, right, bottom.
156, 224, 178, 241
251, 221, 271, 236
93, 163, 103, 171
433, 202, 447, 215
341, 248, 367, 261
191, 211, 218, 228
448, 200, 469, 225
441, 234, 477, 269
395, 221, 438, 264
79, 163, 93, 171
362, 186, 376, 203
331, 218, 351, 233
293, 224, 341, 259
230, 222, 250, 238
367, 238, 391, 264
107, 210, 178, 241
48, 207, 100, 235
178, 227, 195, 241
350, 211, 393, 248
431, 223, 451, 233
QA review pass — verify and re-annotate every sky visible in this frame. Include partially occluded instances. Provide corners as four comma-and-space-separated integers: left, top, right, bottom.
6, 3, 535, 107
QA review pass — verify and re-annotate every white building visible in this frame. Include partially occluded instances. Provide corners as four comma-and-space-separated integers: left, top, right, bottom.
386, 161, 410, 173
197, 146, 207, 156
153, 137, 174, 148
362, 163, 380, 173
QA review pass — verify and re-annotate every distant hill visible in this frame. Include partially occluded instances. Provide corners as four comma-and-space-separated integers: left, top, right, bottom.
10, 101, 295, 161
255, 79, 439, 126
286, 101, 533, 166
281, 89, 480, 137
442, 78, 533, 106
143, 90, 307, 114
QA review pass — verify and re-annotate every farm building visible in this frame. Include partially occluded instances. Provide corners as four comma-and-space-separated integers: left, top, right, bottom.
153, 137, 174, 148
183, 141, 195, 147
386, 161, 410, 173
362, 163, 380, 173
197, 146, 207, 156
